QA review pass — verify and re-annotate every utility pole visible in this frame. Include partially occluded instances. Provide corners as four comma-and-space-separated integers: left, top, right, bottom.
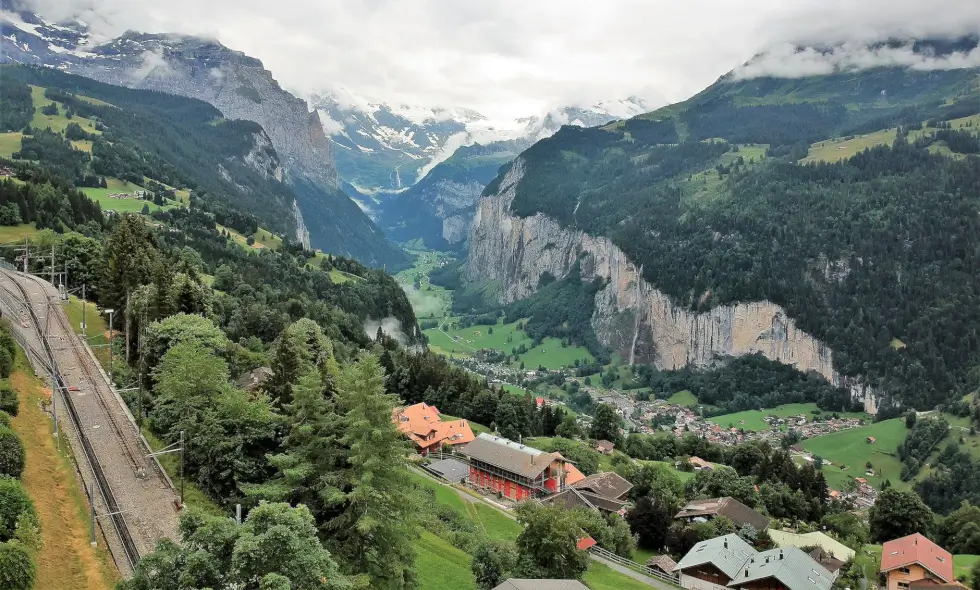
89, 466, 96, 546
50, 243, 55, 286
50, 363, 58, 449
106, 309, 114, 383
81, 283, 86, 335
179, 430, 185, 506
125, 290, 130, 363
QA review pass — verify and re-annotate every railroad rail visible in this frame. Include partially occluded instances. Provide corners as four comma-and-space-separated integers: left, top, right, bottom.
0, 266, 180, 575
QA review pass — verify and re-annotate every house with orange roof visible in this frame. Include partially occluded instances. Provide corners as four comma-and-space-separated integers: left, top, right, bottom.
880, 534, 954, 590
393, 402, 475, 456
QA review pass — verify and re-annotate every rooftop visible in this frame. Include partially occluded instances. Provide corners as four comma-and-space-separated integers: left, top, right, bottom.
674, 534, 757, 579
462, 433, 561, 479
881, 534, 953, 583
493, 580, 590, 590
676, 497, 771, 531
767, 530, 856, 562
572, 471, 633, 500
729, 547, 833, 590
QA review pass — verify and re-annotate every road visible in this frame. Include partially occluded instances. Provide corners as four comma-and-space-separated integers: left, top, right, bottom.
0, 268, 179, 576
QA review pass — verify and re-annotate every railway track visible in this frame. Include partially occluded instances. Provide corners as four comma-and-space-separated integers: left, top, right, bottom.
0, 268, 180, 575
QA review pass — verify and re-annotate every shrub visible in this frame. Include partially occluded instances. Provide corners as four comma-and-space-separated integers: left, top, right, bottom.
0, 429, 24, 478
0, 541, 35, 590
0, 478, 35, 541
0, 383, 16, 417
0, 412, 9, 429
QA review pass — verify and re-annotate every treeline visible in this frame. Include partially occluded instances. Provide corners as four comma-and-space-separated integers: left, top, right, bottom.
503, 263, 610, 362
0, 323, 40, 590
682, 98, 847, 146
507, 130, 980, 410
0, 167, 105, 233
633, 354, 858, 415
2, 66, 298, 239
0, 83, 33, 132
898, 416, 949, 480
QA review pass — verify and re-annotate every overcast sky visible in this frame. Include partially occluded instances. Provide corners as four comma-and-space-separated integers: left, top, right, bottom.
24, 0, 980, 120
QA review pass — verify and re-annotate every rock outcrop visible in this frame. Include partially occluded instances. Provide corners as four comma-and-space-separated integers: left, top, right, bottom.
467, 160, 878, 412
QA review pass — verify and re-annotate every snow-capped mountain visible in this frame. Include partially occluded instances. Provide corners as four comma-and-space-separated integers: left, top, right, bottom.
311, 91, 659, 193
0, 3, 413, 267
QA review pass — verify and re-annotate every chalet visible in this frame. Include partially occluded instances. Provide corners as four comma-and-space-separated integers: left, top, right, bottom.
393, 402, 475, 456
648, 555, 679, 577
674, 534, 757, 590
767, 530, 855, 565
573, 471, 633, 501
544, 470, 634, 515
727, 547, 833, 590
880, 534, 954, 590
674, 537, 834, 590
690, 456, 716, 471
596, 440, 615, 455
867, 437, 876, 444
461, 433, 570, 500
675, 497, 771, 531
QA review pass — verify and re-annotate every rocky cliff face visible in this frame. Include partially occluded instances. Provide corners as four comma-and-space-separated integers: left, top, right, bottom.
468, 160, 878, 412
72, 34, 338, 192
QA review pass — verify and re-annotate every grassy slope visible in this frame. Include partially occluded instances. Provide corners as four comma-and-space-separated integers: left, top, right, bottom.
8, 349, 117, 590
0, 224, 39, 244
666, 390, 698, 407
416, 531, 477, 590
0, 131, 23, 157
801, 418, 908, 491
801, 114, 980, 164
424, 318, 594, 370
80, 177, 178, 214
30, 85, 104, 136
708, 403, 868, 432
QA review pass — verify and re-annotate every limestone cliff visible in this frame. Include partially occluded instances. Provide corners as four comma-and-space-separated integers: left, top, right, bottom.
467, 160, 878, 412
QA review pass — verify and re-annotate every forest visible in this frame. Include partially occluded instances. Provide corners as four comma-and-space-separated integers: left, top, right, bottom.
503, 121, 980, 410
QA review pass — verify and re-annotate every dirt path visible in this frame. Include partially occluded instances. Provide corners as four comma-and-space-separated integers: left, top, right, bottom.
9, 367, 118, 590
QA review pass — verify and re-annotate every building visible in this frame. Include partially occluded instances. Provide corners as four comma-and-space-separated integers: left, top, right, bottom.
424, 458, 470, 483
674, 534, 757, 590
880, 534, 954, 590
727, 547, 834, 590
808, 548, 845, 578
674, 535, 834, 590
691, 457, 717, 471
393, 403, 475, 455
572, 471, 633, 501
462, 433, 569, 500
596, 440, 615, 455
675, 497, 771, 531
767, 530, 855, 564
493, 579, 590, 590
648, 555, 679, 576
544, 470, 634, 516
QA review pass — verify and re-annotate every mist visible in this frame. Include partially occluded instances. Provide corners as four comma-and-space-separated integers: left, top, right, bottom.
365, 317, 409, 345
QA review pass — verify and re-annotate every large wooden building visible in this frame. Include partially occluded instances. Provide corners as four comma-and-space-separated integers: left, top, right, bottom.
461, 433, 569, 500
880, 534, 955, 590
674, 535, 833, 590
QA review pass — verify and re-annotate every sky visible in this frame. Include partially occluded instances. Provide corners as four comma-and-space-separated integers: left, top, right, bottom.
22, 0, 980, 121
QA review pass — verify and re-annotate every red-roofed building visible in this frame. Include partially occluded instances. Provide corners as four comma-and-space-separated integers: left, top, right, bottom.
393, 403, 475, 455
880, 534, 954, 590
577, 536, 597, 551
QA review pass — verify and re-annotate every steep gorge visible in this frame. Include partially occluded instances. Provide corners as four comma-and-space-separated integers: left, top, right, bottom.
467, 161, 878, 412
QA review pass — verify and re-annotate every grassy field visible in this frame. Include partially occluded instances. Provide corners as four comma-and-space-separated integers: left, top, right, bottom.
583, 561, 662, 590
801, 418, 908, 491
0, 223, 38, 244
954, 554, 980, 581
395, 250, 455, 320
81, 177, 179, 214
666, 390, 698, 407
0, 131, 22, 157
708, 403, 867, 432
424, 319, 593, 370
416, 531, 477, 590
802, 115, 979, 164
30, 85, 103, 136
8, 348, 118, 590
143, 429, 223, 516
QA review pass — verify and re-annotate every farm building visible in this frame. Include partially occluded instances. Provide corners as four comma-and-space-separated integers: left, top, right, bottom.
675, 497, 771, 531
674, 535, 834, 590
393, 402, 475, 455
543, 471, 633, 516
880, 533, 954, 590
461, 433, 570, 500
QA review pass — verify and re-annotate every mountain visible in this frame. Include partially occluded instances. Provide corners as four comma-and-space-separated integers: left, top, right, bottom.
311, 91, 655, 193
0, 5, 408, 267
463, 37, 980, 414
379, 140, 526, 249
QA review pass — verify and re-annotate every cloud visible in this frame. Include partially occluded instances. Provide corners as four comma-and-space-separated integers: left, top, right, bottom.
365, 316, 409, 345
316, 110, 345, 136
19, 0, 980, 119
130, 48, 172, 82
735, 42, 980, 79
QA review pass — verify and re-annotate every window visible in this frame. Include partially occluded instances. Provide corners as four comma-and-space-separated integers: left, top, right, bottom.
898, 582, 910, 589
899, 568, 911, 574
